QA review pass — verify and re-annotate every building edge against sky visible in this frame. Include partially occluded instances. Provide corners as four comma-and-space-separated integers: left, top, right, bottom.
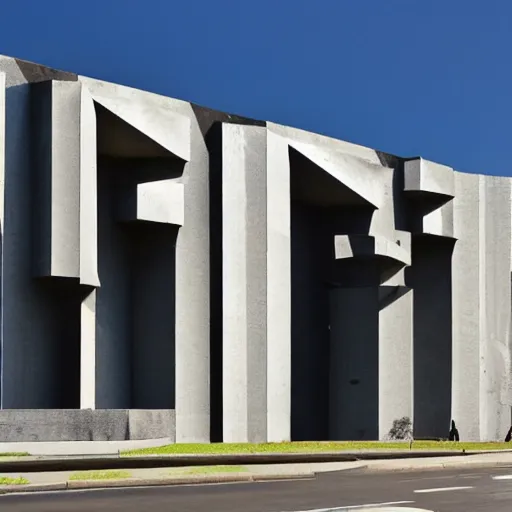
0, 54, 510, 444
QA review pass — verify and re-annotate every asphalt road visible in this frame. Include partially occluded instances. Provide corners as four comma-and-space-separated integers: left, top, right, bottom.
2, 465, 512, 512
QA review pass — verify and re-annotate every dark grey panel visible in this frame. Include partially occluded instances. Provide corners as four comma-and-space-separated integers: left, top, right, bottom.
329, 287, 379, 441
14, 58, 78, 84
409, 236, 455, 439
190, 103, 265, 137
290, 203, 330, 440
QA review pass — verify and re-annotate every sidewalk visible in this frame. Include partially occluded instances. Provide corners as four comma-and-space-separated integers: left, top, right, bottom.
366, 451, 512, 472
1, 452, 512, 495
0, 462, 323, 494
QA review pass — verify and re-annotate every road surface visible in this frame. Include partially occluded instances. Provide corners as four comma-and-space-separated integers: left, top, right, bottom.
2, 465, 512, 511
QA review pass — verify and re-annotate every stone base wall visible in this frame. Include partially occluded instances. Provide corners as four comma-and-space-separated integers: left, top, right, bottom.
0, 409, 175, 442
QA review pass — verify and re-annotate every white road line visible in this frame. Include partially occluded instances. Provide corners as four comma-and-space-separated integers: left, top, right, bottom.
280, 501, 415, 511
492, 475, 512, 480
414, 486, 473, 494
355, 509, 433, 512
333, 502, 415, 510
399, 473, 481, 483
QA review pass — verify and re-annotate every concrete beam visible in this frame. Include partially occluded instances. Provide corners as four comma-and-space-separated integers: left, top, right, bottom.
404, 157, 455, 198
118, 179, 185, 226
420, 201, 455, 238
334, 234, 411, 267
137, 180, 184, 225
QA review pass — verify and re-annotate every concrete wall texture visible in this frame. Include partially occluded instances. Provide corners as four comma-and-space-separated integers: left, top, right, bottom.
0, 55, 510, 443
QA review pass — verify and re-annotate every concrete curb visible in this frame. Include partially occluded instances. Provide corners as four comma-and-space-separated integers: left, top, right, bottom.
0, 450, 482, 473
0, 472, 315, 494
365, 457, 512, 474
0, 483, 68, 494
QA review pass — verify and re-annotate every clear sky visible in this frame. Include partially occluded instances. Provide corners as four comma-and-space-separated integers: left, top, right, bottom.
1, 0, 510, 175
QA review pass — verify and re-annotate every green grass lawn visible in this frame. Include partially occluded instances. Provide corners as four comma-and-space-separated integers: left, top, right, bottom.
122, 440, 512, 456
69, 470, 132, 481
0, 476, 29, 485
0, 453, 30, 458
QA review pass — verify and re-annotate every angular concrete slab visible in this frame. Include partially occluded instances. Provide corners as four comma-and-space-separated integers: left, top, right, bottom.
92, 94, 191, 162
289, 139, 387, 209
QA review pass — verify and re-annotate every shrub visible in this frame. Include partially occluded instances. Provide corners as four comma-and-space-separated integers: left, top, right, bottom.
388, 416, 413, 440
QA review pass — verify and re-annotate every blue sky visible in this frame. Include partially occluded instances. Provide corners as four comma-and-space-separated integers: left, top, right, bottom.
1, 0, 510, 175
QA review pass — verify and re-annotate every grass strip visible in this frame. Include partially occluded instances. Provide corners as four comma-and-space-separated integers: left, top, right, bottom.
0, 476, 29, 485
69, 470, 131, 481
123, 441, 512, 456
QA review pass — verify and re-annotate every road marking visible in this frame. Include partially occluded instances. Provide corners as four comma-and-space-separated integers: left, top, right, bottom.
414, 486, 473, 494
255, 477, 316, 483
400, 473, 482, 483
492, 475, 512, 480
333, 503, 415, 510
280, 501, 415, 511
354, 509, 433, 512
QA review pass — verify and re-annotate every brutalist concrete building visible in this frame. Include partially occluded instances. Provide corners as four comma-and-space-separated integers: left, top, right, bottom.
0, 55, 510, 444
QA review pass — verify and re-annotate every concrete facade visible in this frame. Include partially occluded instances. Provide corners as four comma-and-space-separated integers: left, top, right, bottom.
0, 55, 510, 443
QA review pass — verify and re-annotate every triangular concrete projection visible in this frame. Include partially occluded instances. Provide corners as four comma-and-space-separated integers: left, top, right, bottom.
289, 139, 388, 209
93, 94, 191, 162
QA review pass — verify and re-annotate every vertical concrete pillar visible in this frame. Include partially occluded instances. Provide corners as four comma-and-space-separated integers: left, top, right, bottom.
78, 86, 99, 411
378, 287, 413, 439
479, 176, 512, 440
266, 131, 291, 442
221, 124, 249, 442
174, 111, 210, 443
32, 80, 81, 279
80, 289, 96, 409
79, 86, 99, 287
222, 127, 291, 442
452, 172, 480, 440
329, 287, 379, 440
0, 72, 5, 407
222, 124, 267, 442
